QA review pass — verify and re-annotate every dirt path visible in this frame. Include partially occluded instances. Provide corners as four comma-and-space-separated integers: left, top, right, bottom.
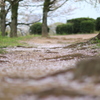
0, 34, 100, 100
24, 34, 97, 44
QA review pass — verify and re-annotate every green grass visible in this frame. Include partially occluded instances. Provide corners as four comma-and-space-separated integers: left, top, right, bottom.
97, 43, 100, 47
90, 37, 100, 45
0, 35, 35, 48
0, 49, 7, 54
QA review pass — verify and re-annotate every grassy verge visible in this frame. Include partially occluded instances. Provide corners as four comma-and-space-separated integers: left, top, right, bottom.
0, 35, 35, 48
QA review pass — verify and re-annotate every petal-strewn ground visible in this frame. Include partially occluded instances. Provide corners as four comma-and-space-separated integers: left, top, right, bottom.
0, 34, 100, 100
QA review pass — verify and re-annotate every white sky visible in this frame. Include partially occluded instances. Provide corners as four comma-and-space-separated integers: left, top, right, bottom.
17, 0, 100, 25
48, 1, 100, 24
71, 1, 100, 19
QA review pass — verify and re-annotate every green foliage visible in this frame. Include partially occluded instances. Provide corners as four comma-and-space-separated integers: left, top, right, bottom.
56, 24, 62, 34
0, 33, 37, 54
56, 17, 96, 35
30, 22, 49, 35
59, 24, 67, 34
91, 37, 100, 44
80, 20, 95, 33
67, 17, 95, 33
30, 23, 42, 35
96, 17, 100, 31
56, 23, 73, 34
67, 18, 80, 33
65, 23, 73, 34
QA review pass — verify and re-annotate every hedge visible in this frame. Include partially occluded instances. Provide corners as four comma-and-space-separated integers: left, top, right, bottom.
56, 24, 66, 34
30, 23, 42, 35
65, 23, 73, 34
96, 17, 100, 31
80, 20, 95, 33
56, 23, 73, 34
67, 17, 95, 33
30, 22, 49, 35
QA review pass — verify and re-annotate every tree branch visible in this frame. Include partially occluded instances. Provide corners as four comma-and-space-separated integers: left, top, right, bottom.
20, 4, 43, 7
6, 19, 41, 26
5, 5, 11, 16
49, 0, 56, 5
49, 0, 68, 11
5, 0, 22, 15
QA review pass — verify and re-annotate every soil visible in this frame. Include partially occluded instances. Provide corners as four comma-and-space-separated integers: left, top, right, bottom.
0, 33, 100, 100
25, 34, 97, 44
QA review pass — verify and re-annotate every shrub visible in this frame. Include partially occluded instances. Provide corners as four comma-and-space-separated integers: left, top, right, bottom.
68, 18, 80, 33
80, 20, 95, 33
30, 22, 42, 35
56, 25, 61, 34
65, 23, 73, 34
96, 17, 100, 31
60, 24, 67, 34
67, 17, 95, 33
30, 23, 49, 35
56, 24, 66, 34
56, 23, 73, 34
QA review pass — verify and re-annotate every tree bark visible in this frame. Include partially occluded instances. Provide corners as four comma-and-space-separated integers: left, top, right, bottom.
0, 2, 6, 36
10, 1, 19, 37
42, 9, 49, 37
42, 0, 50, 37
0, 12, 1, 33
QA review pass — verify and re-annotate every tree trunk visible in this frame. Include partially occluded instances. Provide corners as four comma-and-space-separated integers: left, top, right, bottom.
0, 10, 1, 33
42, 10, 49, 37
0, 3, 6, 36
42, 0, 50, 37
10, 1, 19, 37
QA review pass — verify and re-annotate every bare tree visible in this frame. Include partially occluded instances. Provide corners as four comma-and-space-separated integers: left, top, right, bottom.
0, 0, 76, 38
0, 0, 21, 37
6, 0, 23, 37
0, 0, 43, 37
42, 0, 68, 37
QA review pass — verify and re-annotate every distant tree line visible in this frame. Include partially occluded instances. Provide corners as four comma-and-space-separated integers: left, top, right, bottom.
30, 17, 100, 35
56, 17, 100, 34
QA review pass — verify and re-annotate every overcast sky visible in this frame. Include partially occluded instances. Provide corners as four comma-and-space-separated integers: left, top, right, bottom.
71, 1, 100, 19
47, 1, 100, 24
17, 0, 100, 25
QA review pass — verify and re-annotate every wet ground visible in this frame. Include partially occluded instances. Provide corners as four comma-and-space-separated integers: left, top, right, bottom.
0, 34, 100, 100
